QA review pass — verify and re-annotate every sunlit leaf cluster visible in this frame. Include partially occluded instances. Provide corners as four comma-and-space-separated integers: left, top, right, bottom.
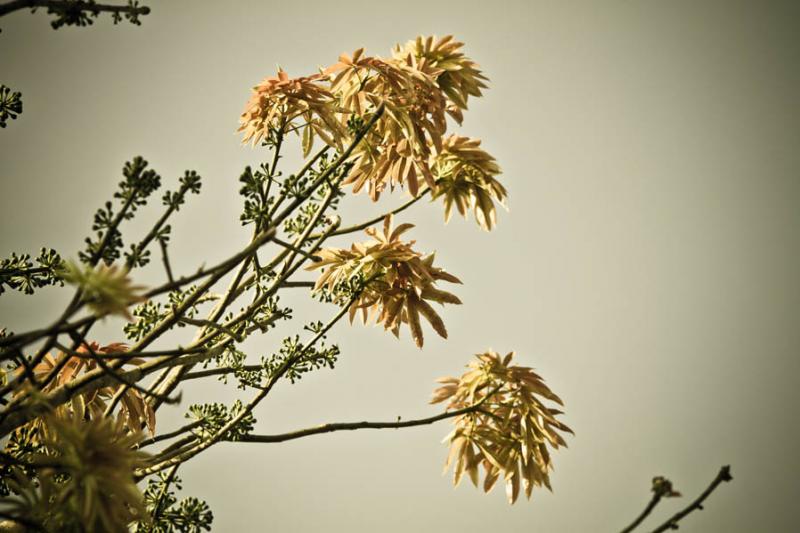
432, 351, 572, 503
12, 342, 156, 442
239, 35, 506, 230
308, 215, 461, 347
0, 32, 583, 530
431, 135, 507, 231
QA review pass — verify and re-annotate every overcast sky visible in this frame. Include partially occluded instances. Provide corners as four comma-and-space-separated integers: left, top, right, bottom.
1, 1, 798, 531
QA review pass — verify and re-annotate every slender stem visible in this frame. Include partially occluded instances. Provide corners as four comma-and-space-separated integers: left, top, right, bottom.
280, 281, 315, 288
181, 363, 263, 381
650, 466, 733, 533
151, 464, 180, 522
158, 239, 174, 284
621, 493, 663, 533
0, 266, 50, 277
178, 318, 244, 343
235, 396, 498, 444
0, 315, 94, 350
324, 189, 430, 238
271, 237, 321, 262
266, 145, 329, 221
127, 180, 193, 270
138, 420, 203, 449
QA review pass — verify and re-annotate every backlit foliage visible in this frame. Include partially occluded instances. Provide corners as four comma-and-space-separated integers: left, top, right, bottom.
0, 33, 578, 531
61, 261, 145, 319
0, 414, 149, 531
238, 35, 507, 225
431, 135, 507, 230
308, 215, 461, 347
13, 342, 156, 443
432, 351, 572, 503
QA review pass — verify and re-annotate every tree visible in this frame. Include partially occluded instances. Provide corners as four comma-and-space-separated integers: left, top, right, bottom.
0, 33, 730, 532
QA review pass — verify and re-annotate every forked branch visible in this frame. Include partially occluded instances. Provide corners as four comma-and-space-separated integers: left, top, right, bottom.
649, 466, 732, 533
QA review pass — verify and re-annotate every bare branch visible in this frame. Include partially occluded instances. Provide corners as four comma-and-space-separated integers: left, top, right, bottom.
270, 236, 321, 262
650, 466, 733, 533
158, 238, 174, 284
622, 493, 665, 533
137, 420, 203, 449
233, 394, 499, 444
324, 188, 430, 238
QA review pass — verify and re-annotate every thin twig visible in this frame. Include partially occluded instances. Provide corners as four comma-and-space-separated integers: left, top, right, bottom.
279, 281, 315, 288
182, 363, 263, 381
234, 392, 500, 444
138, 420, 203, 449
151, 464, 180, 522
622, 493, 664, 533
271, 237, 321, 262
322, 188, 430, 238
159, 239, 174, 284
650, 466, 733, 533
178, 318, 244, 343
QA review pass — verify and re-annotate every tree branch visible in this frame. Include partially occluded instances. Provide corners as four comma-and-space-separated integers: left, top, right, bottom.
650, 466, 733, 533
324, 188, 430, 238
622, 493, 664, 533
0, 0, 149, 19
137, 420, 203, 449
233, 394, 499, 444
135, 276, 374, 478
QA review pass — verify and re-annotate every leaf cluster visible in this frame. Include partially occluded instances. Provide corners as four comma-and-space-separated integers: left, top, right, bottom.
308, 215, 461, 347
0, 414, 149, 532
0, 85, 22, 128
186, 400, 254, 442
431, 135, 507, 231
135, 471, 213, 533
12, 342, 156, 441
261, 332, 340, 385
124, 286, 203, 341
0, 248, 63, 295
61, 261, 145, 319
432, 351, 572, 503
238, 35, 506, 231
79, 157, 161, 266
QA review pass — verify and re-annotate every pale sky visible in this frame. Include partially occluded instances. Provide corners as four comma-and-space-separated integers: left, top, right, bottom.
1, 1, 798, 531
